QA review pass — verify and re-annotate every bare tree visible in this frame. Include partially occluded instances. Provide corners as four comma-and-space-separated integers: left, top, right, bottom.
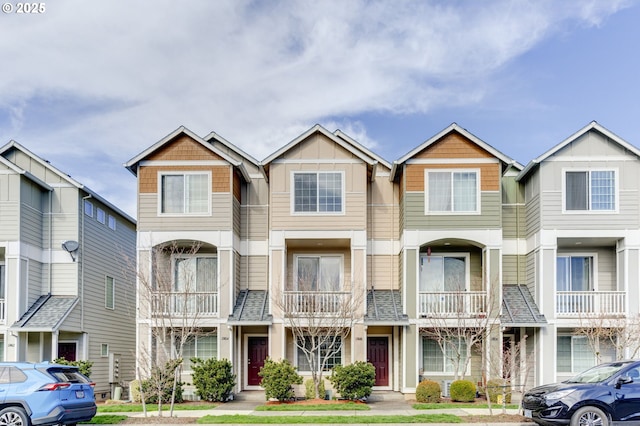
132, 241, 214, 417
272, 268, 365, 399
575, 313, 640, 362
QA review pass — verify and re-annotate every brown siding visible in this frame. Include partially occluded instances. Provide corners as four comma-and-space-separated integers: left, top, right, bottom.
148, 135, 224, 161
139, 165, 231, 193
414, 133, 494, 159
406, 163, 500, 191
233, 170, 241, 202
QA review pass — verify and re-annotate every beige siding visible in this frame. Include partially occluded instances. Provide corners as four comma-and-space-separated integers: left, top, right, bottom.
367, 254, 399, 290
239, 256, 268, 291
404, 192, 501, 229
137, 193, 233, 231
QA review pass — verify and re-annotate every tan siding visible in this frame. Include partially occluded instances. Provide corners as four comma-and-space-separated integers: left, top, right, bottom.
367, 254, 399, 290
271, 193, 366, 230
239, 256, 268, 290
137, 193, 233, 231
244, 206, 268, 239
368, 205, 398, 240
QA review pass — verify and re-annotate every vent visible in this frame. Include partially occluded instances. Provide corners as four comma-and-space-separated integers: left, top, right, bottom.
441, 380, 454, 397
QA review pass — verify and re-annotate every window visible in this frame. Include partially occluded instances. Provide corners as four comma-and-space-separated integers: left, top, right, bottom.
108, 215, 116, 230
105, 276, 115, 309
174, 256, 217, 292
565, 170, 616, 211
419, 254, 467, 292
425, 170, 479, 214
294, 255, 341, 291
84, 200, 93, 217
182, 335, 217, 371
293, 172, 343, 213
97, 208, 106, 224
297, 336, 342, 372
101, 344, 109, 357
557, 336, 595, 373
557, 256, 593, 292
0, 264, 5, 321
422, 337, 468, 373
160, 173, 210, 214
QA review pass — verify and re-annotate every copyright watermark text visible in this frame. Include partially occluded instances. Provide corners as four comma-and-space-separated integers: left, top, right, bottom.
2, 2, 46, 13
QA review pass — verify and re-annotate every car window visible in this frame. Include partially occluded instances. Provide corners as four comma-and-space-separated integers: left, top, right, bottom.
8, 367, 27, 383
47, 368, 89, 383
0, 367, 9, 384
566, 362, 630, 383
626, 367, 640, 381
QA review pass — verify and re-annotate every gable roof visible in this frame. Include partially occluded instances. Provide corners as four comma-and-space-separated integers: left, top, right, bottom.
0, 140, 135, 224
203, 130, 260, 168
260, 124, 384, 182
10, 295, 79, 332
517, 121, 640, 181
124, 126, 251, 183
390, 123, 523, 180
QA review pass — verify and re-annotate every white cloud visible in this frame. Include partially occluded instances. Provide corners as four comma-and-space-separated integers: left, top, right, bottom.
0, 0, 630, 217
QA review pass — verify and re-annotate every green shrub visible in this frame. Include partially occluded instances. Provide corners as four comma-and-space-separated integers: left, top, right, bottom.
305, 378, 326, 400
129, 380, 142, 403
486, 379, 512, 404
329, 361, 375, 401
191, 358, 236, 402
258, 358, 303, 401
53, 357, 93, 378
142, 359, 183, 404
416, 379, 441, 403
449, 379, 476, 402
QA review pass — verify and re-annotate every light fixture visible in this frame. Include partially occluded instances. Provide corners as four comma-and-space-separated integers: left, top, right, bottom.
62, 240, 79, 262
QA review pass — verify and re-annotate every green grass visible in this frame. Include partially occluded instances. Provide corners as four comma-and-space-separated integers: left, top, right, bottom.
81, 415, 128, 424
413, 402, 520, 410
256, 402, 370, 411
97, 403, 219, 412
198, 413, 461, 423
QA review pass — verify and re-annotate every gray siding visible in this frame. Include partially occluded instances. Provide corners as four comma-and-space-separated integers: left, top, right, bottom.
503, 254, 526, 285
403, 192, 501, 229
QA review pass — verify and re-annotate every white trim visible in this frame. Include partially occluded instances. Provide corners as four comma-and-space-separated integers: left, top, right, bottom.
157, 170, 212, 217
561, 168, 619, 214
290, 171, 346, 216
424, 168, 481, 215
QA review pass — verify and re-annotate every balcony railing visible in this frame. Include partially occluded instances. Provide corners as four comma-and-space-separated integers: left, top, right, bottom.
282, 291, 351, 315
419, 291, 487, 317
0, 298, 4, 322
556, 291, 626, 317
151, 292, 218, 317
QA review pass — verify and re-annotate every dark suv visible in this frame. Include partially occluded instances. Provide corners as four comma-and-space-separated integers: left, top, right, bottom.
0, 362, 97, 426
522, 360, 640, 426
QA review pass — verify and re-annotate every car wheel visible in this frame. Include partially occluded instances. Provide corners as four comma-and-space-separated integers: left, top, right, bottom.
570, 406, 609, 426
0, 407, 30, 426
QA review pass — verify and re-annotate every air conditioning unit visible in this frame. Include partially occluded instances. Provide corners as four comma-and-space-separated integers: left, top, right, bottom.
442, 380, 454, 397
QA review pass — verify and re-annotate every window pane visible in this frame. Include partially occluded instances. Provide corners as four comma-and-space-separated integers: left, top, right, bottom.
297, 257, 319, 290
557, 336, 572, 372
420, 256, 443, 291
319, 257, 341, 291
444, 257, 465, 291
566, 172, 588, 210
444, 338, 467, 373
428, 172, 451, 212
453, 172, 477, 212
196, 258, 217, 292
591, 171, 615, 210
318, 173, 342, 212
423, 338, 443, 372
573, 337, 595, 372
294, 173, 317, 212
556, 257, 570, 291
570, 257, 591, 291
186, 174, 208, 213
162, 175, 185, 213
175, 257, 194, 291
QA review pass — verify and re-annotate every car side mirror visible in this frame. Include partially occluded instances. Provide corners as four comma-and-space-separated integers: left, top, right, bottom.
617, 375, 633, 388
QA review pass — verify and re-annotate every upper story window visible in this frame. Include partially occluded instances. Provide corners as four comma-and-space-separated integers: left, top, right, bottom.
97, 208, 106, 224
84, 200, 93, 217
108, 215, 116, 230
293, 172, 343, 214
174, 256, 218, 292
294, 255, 342, 291
556, 255, 594, 292
565, 170, 616, 212
425, 169, 479, 214
419, 254, 468, 292
160, 172, 210, 215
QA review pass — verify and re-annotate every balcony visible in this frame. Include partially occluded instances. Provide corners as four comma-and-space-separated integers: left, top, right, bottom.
151, 292, 218, 317
556, 291, 626, 317
419, 291, 487, 317
282, 291, 351, 316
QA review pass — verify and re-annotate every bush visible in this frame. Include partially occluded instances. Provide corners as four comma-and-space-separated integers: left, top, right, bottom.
191, 358, 236, 402
258, 358, 303, 401
449, 379, 476, 402
486, 379, 512, 404
142, 359, 184, 404
416, 379, 441, 403
329, 361, 375, 401
305, 378, 326, 400
129, 380, 142, 403
53, 357, 93, 378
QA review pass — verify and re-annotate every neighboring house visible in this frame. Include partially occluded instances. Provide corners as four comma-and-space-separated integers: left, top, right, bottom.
127, 120, 640, 399
516, 121, 640, 386
0, 141, 137, 399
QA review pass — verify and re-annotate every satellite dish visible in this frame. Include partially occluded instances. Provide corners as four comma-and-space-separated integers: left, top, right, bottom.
62, 240, 79, 261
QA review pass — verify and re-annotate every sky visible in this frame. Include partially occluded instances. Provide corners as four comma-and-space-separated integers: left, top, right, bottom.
1, 0, 639, 218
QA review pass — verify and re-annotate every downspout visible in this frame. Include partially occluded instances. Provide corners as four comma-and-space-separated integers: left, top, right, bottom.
48, 189, 53, 294
81, 194, 92, 331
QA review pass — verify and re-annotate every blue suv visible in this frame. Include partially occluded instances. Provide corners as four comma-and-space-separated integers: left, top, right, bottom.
0, 362, 97, 426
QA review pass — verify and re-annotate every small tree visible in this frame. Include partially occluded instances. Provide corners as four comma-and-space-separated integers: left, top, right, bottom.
142, 358, 183, 405
191, 358, 236, 402
259, 358, 303, 401
329, 361, 375, 401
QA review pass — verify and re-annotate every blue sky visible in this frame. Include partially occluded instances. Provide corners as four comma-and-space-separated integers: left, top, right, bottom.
0, 0, 638, 217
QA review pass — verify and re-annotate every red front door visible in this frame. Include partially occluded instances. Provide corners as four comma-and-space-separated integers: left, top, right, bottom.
248, 336, 268, 386
58, 342, 77, 361
368, 337, 389, 386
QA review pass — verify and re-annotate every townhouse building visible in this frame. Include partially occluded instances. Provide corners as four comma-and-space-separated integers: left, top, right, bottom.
127, 121, 638, 399
0, 141, 137, 399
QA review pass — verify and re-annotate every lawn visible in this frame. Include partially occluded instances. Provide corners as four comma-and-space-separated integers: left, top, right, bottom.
197, 413, 461, 423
